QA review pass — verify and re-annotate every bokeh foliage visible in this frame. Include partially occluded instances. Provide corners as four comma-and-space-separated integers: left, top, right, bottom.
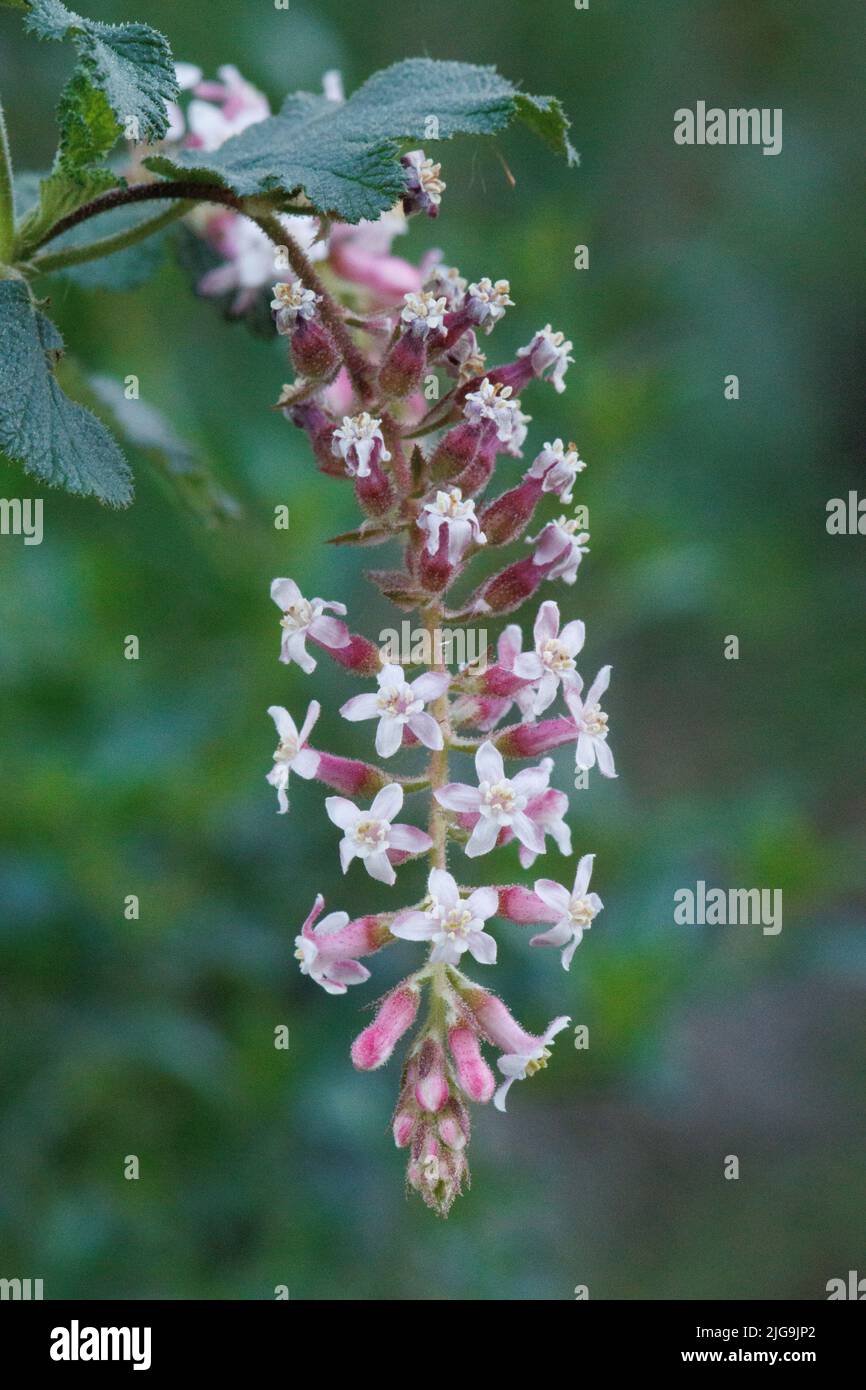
0, 0, 864, 1299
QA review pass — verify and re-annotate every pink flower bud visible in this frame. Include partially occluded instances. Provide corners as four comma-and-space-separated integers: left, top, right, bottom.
479, 477, 543, 545
379, 329, 428, 398
494, 715, 577, 759
429, 419, 487, 482
313, 751, 389, 799
461, 989, 537, 1055
288, 402, 341, 475
448, 1026, 495, 1103
351, 984, 420, 1071
309, 630, 383, 675
414, 1037, 450, 1112
289, 316, 340, 381
417, 525, 456, 593
393, 1110, 416, 1148
438, 1113, 467, 1150
354, 456, 395, 516
470, 555, 547, 615
497, 885, 561, 925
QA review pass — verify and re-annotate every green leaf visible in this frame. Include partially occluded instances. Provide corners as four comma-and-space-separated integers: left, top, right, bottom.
146, 58, 577, 223
87, 374, 242, 525
0, 277, 133, 505
14, 163, 117, 259
22, 0, 177, 167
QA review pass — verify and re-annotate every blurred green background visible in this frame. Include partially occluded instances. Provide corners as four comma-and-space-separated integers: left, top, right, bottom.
1, 0, 864, 1300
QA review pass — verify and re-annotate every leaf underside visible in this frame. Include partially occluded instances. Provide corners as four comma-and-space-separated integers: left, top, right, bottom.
0, 279, 133, 506
146, 58, 578, 223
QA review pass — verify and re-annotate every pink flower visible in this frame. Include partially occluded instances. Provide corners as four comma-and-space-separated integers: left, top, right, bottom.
270, 577, 350, 672
515, 784, 572, 869
434, 741, 551, 859
270, 280, 320, 334
266, 701, 321, 813
462, 378, 525, 443
531, 854, 603, 969
465, 277, 514, 333
184, 64, 270, 150
325, 783, 432, 885
527, 439, 585, 503
527, 513, 590, 584
516, 325, 574, 392
418, 488, 486, 564
493, 1014, 571, 1111
565, 668, 616, 778
331, 413, 391, 478
294, 894, 372, 995
401, 149, 446, 218
529, 600, 585, 714
391, 868, 498, 965
327, 211, 430, 302
340, 663, 448, 758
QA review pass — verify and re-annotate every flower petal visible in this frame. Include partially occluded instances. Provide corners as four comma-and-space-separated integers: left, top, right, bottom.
475, 740, 504, 784
573, 853, 595, 897
434, 782, 481, 812
388, 823, 433, 854
407, 711, 443, 751
370, 782, 404, 822
325, 796, 358, 830
364, 850, 396, 885
467, 930, 498, 965
340, 693, 380, 721
533, 878, 572, 914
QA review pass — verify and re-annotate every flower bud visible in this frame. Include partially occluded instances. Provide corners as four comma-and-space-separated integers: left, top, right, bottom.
354, 456, 394, 516
497, 885, 561, 925
479, 477, 544, 545
393, 1109, 417, 1148
288, 402, 341, 475
448, 1026, 495, 1103
493, 715, 577, 759
414, 1037, 450, 1112
314, 751, 390, 799
351, 983, 420, 1071
289, 315, 340, 381
379, 329, 428, 398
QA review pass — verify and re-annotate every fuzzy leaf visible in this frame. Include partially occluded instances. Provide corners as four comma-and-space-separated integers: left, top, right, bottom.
145, 58, 576, 222
0, 278, 133, 505
14, 163, 117, 260
22, 0, 177, 166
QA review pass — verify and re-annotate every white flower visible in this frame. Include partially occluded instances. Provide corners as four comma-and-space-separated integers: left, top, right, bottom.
529, 600, 585, 714
402, 149, 446, 211
517, 325, 574, 392
502, 405, 532, 458
340, 664, 449, 758
270, 577, 350, 672
528, 439, 586, 503
294, 895, 370, 995
466, 277, 514, 332
391, 868, 499, 965
493, 1015, 571, 1111
401, 290, 448, 335
418, 488, 486, 564
185, 65, 271, 151
331, 412, 391, 478
325, 784, 433, 886
527, 514, 590, 584
463, 378, 525, 443
266, 701, 321, 813
270, 280, 320, 333
531, 854, 603, 969
434, 741, 551, 859
565, 668, 616, 777
423, 264, 467, 308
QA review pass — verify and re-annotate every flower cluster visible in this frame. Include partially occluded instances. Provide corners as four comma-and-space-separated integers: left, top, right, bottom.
261, 130, 615, 1214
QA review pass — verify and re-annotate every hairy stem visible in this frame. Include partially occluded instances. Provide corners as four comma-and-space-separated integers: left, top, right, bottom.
29, 179, 241, 250
30, 201, 191, 274
423, 601, 451, 872
0, 97, 15, 263
249, 208, 375, 404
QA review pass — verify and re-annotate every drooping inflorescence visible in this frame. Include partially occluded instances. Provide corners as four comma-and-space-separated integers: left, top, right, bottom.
230, 88, 616, 1215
